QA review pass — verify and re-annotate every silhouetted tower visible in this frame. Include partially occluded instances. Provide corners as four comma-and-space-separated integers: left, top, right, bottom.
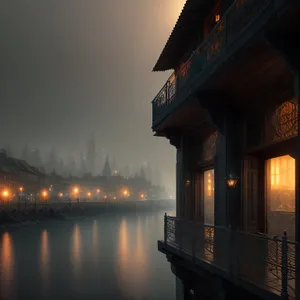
102, 155, 112, 177
86, 135, 96, 175
46, 149, 59, 173
80, 151, 87, 176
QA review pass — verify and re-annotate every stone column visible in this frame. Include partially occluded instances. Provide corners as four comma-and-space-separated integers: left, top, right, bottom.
225, 107, 243, 230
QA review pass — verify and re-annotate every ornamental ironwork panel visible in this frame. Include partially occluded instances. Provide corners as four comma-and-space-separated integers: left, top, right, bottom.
271, 101, 298, 140
203, 131, 218, 162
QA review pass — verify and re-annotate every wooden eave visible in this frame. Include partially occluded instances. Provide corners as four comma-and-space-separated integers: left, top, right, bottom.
152, 0, 212, 72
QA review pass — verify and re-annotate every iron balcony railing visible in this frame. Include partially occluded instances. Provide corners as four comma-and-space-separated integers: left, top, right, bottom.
152, 0, 277, 127
163, 214, 298, 299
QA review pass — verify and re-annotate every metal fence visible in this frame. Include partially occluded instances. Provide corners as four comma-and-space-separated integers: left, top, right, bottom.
152, 0, 279, 125
163, 214, 298, 299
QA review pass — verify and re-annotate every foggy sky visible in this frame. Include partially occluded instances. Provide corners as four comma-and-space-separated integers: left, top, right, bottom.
0, 0, 186, 189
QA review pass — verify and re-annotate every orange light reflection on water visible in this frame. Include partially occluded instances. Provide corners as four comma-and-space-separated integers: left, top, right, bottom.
1, 232, 15, 299
40, 230, 50, 291
71, 224, 82, 277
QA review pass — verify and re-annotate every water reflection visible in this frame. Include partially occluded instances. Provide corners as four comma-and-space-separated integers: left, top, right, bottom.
40, 229, 50, 290
0, 232, 15, 299
119, 218, 129, 269
92, 220, 99, 262
71, 224, 82, 277
134, 216, 148, 296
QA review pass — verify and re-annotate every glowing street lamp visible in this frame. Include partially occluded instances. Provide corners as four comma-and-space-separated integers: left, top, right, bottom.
123, 190, 128, 197
225, 175, 239, 188
19, 187, 24, 193
73, 187, 79, 194
3, 189, 9, 199
41, 190, 48, 198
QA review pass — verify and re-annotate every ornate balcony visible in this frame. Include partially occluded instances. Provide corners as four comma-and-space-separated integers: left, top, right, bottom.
160, 215, 297, 299
152, 0, 286, 129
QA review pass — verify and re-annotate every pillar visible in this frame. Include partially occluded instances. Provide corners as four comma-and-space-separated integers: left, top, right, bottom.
176, 136, 185, 218
295, 70, 300, 300
225, 107, 243, 229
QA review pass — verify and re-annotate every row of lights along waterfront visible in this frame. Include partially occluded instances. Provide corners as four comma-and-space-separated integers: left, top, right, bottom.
1, 186, 146, 204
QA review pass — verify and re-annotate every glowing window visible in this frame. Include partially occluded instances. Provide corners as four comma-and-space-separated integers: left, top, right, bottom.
266, 155, 295, 212
204, 169, 214, 225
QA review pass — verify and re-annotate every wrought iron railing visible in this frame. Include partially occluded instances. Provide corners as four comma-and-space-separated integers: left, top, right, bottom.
152, 0, 276, 126
163, 214, 298, 299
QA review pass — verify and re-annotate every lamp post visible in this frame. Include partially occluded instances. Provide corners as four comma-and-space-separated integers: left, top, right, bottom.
73, 187, 79, 204
18, 186, 23, 211
41, 190, 48, 207
2, 189, 9, 205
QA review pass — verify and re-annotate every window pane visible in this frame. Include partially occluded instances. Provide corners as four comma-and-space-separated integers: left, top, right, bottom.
266, 155, 295, 238
204, 169, 214, 225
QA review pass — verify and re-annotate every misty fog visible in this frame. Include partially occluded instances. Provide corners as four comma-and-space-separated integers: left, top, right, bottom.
0, 0, 186, 191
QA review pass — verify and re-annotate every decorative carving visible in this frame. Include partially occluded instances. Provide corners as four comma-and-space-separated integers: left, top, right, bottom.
203, 131, 218, 162
271, 100, 298, 140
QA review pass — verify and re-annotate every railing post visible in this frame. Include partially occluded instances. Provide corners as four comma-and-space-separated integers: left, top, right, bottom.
281, 231, 288, 299
164, 213, 167, 245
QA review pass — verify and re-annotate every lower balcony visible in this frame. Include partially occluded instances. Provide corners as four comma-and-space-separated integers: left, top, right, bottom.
159, 215, 297, 300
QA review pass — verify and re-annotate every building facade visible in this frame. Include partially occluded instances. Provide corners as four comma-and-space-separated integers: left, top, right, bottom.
152, 0, 300, 299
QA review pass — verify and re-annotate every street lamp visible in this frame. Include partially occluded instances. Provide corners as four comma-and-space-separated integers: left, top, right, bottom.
2, 189, 9, 204
19, 187, 24, 211
41, 190, 48, 206
73, 187, 79, 204
225, 175, 239, 188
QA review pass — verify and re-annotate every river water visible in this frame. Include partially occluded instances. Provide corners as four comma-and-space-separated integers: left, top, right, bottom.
0, 210, 175, 300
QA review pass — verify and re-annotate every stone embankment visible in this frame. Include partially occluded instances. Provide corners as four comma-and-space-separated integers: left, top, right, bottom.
0, 199, 175, 229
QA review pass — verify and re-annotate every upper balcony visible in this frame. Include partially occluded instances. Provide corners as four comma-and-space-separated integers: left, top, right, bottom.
152, 0, 288, 130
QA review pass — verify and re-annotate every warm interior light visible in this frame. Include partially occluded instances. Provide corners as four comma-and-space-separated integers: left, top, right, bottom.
42, 190, 48, 198
140, 193, 145, 199
73, 187, 79, 194
97, 189, 100, 193
267, 155, 295, 212
104, 195, 107, 199
123, 190, 128, 196
19, 187, 24, 192
215, 14, 220, 22
113, 196, 116, 200
204, 169, 215, 225
185, 180, 191, 186
87, 192, 91, 197
59, 193, 63, 197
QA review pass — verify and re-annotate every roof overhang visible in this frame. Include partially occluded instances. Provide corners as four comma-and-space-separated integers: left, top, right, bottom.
152, 0, 212, 72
